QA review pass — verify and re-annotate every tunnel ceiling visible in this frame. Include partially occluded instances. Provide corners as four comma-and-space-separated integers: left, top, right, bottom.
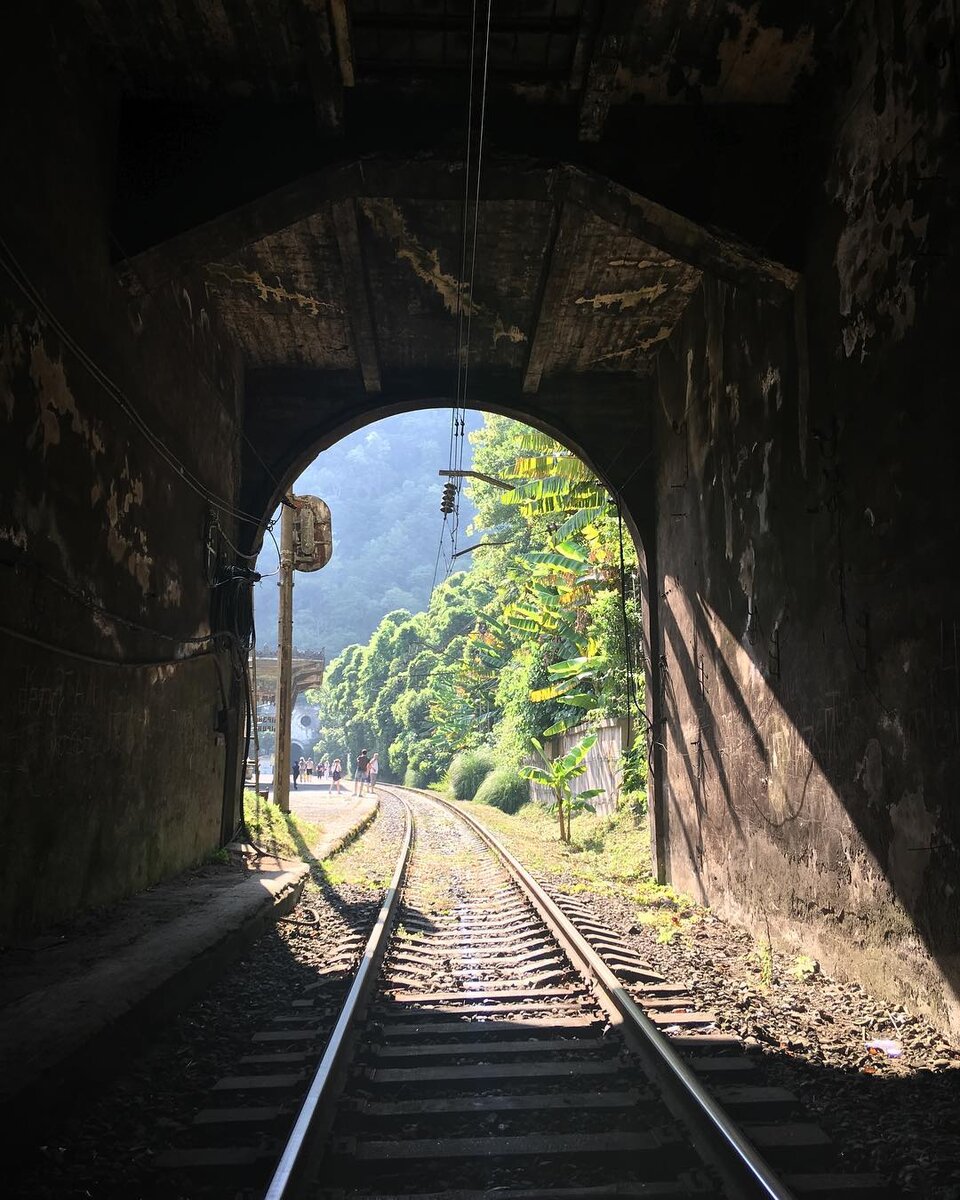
78, 0, 846, 111
83, 1, 843, 420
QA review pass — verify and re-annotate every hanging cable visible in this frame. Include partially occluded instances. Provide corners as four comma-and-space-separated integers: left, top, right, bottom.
615, 496, 654, 735
459, 0, 494, 420
435, 0, 494, 582
433, 0, 482, 588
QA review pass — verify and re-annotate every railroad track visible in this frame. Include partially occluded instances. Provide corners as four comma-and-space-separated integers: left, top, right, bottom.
161, 787, 888, 1200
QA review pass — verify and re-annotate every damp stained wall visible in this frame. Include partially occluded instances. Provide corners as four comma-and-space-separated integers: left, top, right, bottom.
652, 0, 960, 1033
0, 12, 245, 937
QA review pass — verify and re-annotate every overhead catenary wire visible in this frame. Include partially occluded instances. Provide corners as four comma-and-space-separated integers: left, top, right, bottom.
433, 0, 494, 584
453, 0, 494, 561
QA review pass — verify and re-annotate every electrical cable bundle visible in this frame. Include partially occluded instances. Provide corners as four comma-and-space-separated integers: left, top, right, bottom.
432, 0, 494, 594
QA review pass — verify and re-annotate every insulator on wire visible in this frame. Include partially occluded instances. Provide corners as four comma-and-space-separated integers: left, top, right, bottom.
440, 481, 457, 514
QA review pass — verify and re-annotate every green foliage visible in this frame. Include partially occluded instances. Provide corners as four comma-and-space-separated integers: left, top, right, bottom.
474, 765, 529, 813
754, 937, 775, 989
790, 953, 820, 981
520, 734, 604, 843
449, 747, 498, 801
404, 764, 429, 789
301, 411, 648, 807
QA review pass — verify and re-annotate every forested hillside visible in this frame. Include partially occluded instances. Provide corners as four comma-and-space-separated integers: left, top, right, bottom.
310, 414, 646, 823
254, 409, 481, 658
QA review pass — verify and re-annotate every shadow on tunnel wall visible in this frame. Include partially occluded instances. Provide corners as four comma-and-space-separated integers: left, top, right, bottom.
649, 88, 960, 1040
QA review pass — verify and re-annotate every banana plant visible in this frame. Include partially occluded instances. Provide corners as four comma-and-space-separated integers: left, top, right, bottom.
520, 733, 604, 843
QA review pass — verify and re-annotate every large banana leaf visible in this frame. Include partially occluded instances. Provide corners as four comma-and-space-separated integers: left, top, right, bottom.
554, 505, 609, 541
518, 765, 554, 787
559, 733, 597, 772
522, 545, 589, 571
546, 655, 594, 677
512, 454, 594, 481
528, 678, 581, 703
503, 476, 607, 510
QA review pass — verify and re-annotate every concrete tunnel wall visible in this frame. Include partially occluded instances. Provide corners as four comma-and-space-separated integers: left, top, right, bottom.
0, 1, 958, 1039
650, 3, 960, 1036
0, 15, 246, 937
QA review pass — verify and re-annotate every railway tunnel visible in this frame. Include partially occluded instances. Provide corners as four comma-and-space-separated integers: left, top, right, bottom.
1, 0, 958, 1051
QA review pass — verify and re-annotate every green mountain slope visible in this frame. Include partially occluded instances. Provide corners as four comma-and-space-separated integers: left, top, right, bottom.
254, 409, 481, 658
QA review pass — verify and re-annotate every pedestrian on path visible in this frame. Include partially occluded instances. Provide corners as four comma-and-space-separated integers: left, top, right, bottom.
331, 758, 343, 793
354, 748, 370, 795
366, 753, 379, 794
292, 758, 300, 790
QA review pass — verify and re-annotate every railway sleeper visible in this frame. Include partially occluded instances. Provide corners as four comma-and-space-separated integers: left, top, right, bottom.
345, 1088, 652, 1116
374, 1018, 606, 1037
785, 1172, 894, 1197
315, 1178, 720, 1199
331, 1128, 686, 1163
370, 1034, 614, 1054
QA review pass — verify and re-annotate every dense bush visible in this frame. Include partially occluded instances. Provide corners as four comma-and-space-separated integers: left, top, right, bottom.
474, 766, 529, 814
449, 748, 498, 800
404, 764, 429, 789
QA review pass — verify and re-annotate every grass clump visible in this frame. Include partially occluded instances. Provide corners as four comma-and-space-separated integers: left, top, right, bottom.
243, 789, 324, 861
474, 765, 529, 814
790, 953, 820, 982
449, 748, 498, 801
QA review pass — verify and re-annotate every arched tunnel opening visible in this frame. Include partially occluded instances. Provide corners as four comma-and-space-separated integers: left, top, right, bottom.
2, 1, 959, 1192
247, 406, 648, 812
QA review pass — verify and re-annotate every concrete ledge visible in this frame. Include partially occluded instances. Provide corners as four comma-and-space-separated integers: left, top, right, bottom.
0, 793, 380, 1141
0, 859, 307, 1113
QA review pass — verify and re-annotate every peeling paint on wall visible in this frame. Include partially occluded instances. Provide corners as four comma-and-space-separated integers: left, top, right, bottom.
715, 4, 816, 103
575, 283, 669, 311
27, 336, 104, 463
0, 525, 28, 551
206, 264, 343, 318
608, 257, 666, 270
589, 325, 673, 365
492, 316, 526, 346
830, 5, 949, 360
761, 366, 781, 414
361, 198, 526, 343
607, 2, 817, 106
104, 462, 153, 593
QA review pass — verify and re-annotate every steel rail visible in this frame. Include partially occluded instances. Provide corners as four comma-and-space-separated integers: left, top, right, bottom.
264, 793, 413, 1200
421, 789, 796, 1200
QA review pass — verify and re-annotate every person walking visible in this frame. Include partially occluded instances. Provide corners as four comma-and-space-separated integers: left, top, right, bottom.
306, 756, 315, 781
366, 752, 379, 794
353, 748, 370, 796
331, 758, 343, 793
292, 757, 301, 790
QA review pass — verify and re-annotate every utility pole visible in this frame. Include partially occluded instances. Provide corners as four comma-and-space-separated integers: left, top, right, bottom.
274, 500, 295, 813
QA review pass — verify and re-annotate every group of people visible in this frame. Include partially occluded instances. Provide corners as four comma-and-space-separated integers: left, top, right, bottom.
353, 748, 379, 796
289, 750, 377, 795
294, 756, 320, 784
